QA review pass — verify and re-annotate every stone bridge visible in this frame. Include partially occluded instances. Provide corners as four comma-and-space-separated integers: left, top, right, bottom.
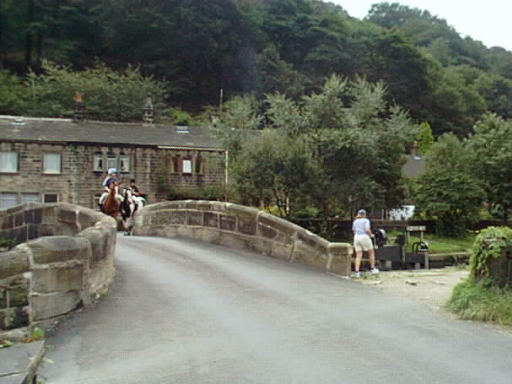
133, 200, 352, 276
0, 203, 116, 337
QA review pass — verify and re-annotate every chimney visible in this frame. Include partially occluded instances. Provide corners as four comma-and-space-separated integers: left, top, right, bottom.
73, 92, 84, 122
142, 94, 154, 126
411, 141, 420, 159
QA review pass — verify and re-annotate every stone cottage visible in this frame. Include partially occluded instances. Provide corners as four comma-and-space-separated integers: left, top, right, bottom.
0, 116, 227, 209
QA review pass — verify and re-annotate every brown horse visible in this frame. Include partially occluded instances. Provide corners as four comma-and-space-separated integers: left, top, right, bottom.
102, 182, 121, 218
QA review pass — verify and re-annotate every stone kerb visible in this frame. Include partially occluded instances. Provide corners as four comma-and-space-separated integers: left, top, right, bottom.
0, 203, 116, 336
133, 200, 352, 276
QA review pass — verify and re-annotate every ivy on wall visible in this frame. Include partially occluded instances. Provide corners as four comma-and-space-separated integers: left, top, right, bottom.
470, 226, 512, 279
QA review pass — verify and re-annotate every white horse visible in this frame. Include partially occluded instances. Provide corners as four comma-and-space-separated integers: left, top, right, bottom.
120, 188, 145, 235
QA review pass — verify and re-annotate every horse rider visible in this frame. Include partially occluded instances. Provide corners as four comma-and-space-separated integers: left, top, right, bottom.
128, 178, 146, 210
98, 168, 123, 210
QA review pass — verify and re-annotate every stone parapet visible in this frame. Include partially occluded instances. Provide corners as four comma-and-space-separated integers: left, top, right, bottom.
0, 203, 116, 335
133, 200, 352, 276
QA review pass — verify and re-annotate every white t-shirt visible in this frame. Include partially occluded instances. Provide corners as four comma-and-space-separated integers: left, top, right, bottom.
352, 218, 370, 235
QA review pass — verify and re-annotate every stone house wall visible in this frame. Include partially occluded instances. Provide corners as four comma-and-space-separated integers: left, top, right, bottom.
0, 141, 225, 209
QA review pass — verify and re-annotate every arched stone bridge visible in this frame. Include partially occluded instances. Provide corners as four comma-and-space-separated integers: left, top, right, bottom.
132, 200, 352, 276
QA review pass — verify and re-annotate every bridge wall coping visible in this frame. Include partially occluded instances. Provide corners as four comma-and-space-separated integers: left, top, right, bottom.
0, 203, 116, 338
133, 200, 352, 276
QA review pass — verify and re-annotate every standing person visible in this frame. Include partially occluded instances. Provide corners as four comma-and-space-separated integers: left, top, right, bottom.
352, 209, 379, 278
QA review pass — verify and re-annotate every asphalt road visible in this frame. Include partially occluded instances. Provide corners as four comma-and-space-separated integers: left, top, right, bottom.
41, 235, 512, 384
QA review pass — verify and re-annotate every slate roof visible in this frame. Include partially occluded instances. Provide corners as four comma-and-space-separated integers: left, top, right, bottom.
0, 115, 221, 149
403, 154, 425, 178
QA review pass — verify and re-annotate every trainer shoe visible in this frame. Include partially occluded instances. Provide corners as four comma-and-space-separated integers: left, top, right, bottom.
351, 271, 361, 279
370, 268, 380, 275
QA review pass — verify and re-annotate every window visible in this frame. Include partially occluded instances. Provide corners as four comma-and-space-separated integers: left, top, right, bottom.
94, 153, 131, 172
119, 155, 130, 172
0, 193, 18, 209
172, 156, 182, 173
93, 153, 104, 172
43, 193, 58, 203
21, 193, 40, 203
107, 156, 117, 170
182, 159, 192, 174
43, 153, 61, 174
195, 156, 204, 174
0, 152, 18, 173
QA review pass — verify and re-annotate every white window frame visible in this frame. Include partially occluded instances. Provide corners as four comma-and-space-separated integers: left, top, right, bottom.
107, 156, 117, 170
93, 153, 104, 172
182, 159, 192, 174
119, 155, 130, 173
43, 153, 61, 174
0, 152, 18, 173
0, 192, 18, 209
21, 193, 40, 204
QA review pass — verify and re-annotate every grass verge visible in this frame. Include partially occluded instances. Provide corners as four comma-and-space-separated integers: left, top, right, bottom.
446, 278, 512, 325
388, 231, 475, 254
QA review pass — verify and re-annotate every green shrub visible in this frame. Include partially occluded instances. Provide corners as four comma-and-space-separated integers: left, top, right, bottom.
447, 278, 512, 325
171, 108, 192, 126
0, 236, 16, 250
165, 186, 225, 201
470, 226, 512, 279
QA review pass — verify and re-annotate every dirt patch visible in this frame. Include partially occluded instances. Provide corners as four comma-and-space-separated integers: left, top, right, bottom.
357, 267, 469, 311
353, 267, 512, 335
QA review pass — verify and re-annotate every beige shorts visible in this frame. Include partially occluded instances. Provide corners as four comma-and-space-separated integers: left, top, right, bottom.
354, 234, 373, 252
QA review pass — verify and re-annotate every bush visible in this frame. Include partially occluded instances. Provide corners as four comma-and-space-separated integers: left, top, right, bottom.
165, 186, 225, 201
0, 70, 26, 114
170, 108, 192, 126
447, 278, 512, 325
470, 226, 512, 279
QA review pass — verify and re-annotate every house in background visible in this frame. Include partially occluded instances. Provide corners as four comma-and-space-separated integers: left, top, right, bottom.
0, 115, 226, 210
387, 142, 426, 221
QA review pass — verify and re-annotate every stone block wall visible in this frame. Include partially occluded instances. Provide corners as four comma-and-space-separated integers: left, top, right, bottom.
133, 200, 352, 276
488, 246, 512, 287
0, 141, 225, 209
0, 203, 116, 334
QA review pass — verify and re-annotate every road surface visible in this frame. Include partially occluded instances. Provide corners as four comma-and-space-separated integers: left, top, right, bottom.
41, 235, 512, 383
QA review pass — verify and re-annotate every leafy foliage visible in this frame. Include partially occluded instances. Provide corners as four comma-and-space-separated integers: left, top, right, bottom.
4, 61, 167, 121
470, 226, 512, 280
468, 114, 512, 222
224, 75, 417, 218
415, 134, 485, 236
233, 130, 320, 218
2, 0, 512, 137
447, 278, 512, 325
416, 122, 433, 154
447, 279, 512, 325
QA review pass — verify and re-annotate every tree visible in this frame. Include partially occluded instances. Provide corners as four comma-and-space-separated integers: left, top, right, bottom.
256, 45, 307, 99
232, 130, 320, 218
216, 95, 262, 158
9, 60, 167, 121
415, 134, 484, 236
474, 72, 512, 119
264, 75, 416, 217
416, 122, 433, 154
467, 113, 512, 223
